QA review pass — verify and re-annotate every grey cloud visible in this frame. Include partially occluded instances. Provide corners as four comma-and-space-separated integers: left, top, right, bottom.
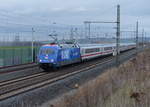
0, 0, 149, 32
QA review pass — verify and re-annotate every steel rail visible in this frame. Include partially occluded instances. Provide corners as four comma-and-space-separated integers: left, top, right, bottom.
0, 72, 46, 87
0, 49, 137, 101
0, 63, 38, 74
0, 56, 113, 101
0, 62, 34, 69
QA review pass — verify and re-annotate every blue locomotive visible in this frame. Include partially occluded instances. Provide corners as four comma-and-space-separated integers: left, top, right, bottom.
38, 43, 81, 70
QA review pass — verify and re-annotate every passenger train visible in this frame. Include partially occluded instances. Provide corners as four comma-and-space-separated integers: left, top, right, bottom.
38, 42, 136, 70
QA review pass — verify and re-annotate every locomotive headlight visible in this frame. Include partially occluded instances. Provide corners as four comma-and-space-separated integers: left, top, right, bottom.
50, 59, 54, 62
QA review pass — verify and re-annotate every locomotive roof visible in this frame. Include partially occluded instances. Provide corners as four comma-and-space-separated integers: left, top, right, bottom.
41, 43, 79, 49
79, 43, 135, 48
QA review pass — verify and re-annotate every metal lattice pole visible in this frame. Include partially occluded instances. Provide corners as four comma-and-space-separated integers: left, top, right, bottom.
31, 28, 35, 62
84, 5, 121, 67
142, 29, 144, 48
88, 23, 91, 41
136, 21, 139, 55
116, 4, 120, 66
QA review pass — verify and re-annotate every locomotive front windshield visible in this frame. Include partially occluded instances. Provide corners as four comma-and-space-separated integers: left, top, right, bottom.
40, 48, 54, 55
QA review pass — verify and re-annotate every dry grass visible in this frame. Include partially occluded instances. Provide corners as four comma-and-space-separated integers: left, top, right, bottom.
50, 49, 150, 107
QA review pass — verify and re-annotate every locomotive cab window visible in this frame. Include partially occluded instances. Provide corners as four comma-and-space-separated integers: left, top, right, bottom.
40, 48, 54, 54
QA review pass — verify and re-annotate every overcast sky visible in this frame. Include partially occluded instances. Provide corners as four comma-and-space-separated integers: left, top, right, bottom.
0, 0, 149, 33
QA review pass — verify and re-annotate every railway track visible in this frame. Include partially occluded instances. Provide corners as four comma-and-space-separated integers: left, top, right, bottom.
0, 64, 43, 84
0, 72, 46, 87
0, 63, 38, 74
0, 49, 136, 101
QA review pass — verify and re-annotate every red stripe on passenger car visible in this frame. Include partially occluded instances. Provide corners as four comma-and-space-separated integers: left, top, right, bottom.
81, 50, 113, 57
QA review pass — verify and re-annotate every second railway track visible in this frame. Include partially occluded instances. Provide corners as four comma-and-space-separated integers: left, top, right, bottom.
0, 49, 136, 101
0, 63, 38, 74
0, 72, 47, 87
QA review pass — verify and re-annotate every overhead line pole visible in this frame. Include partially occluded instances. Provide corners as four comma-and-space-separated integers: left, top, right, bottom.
142, 29, 144, 47
136, 21, 139, 55
145, 32, 147, 45
88, 23, 91, 39
116, 4, 120, 66
31, 28, 35, 62
84, 5, 121, 66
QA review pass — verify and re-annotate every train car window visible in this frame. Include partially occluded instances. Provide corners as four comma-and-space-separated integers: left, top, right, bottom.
104, 47, 112, 51
99, 48, 102, 52
85, 48, 100, 53
96, 48, 100, 52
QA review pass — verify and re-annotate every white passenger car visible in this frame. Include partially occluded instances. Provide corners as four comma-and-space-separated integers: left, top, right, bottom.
79, 44, 115, 60
79, 43, 136, 60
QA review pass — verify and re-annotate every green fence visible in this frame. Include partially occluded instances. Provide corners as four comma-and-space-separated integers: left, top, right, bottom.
0, 46, 40, 67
